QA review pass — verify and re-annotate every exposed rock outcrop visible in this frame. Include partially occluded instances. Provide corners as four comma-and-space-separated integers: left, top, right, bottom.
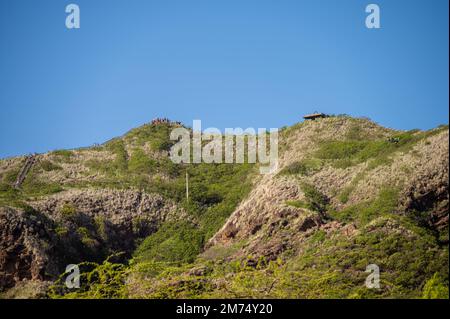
0, 207, 58, 289
206, 120, 449, 262
0, 189, 188, 291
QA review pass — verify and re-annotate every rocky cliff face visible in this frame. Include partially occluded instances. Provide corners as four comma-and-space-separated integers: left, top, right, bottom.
0, 189, 187, 292
0, 207, 57, 289
205, 119, 449, 261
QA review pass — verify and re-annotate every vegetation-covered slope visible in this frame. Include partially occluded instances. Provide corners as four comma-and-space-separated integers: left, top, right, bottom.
0, 116, 448, 299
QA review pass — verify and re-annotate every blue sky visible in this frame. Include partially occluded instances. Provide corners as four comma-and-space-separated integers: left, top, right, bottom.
0, 0, 448, 158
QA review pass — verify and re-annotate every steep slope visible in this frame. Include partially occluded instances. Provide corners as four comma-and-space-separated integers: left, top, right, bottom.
0, 121, 256, 297
0, 116, 448, 299
207, 117, 449, 256
125, 117, 449, 299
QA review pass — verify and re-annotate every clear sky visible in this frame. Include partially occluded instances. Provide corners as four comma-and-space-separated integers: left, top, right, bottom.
0, 0, 448, 158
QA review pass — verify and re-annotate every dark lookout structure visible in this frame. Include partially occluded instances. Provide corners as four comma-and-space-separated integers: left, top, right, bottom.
303, 112, 328, 120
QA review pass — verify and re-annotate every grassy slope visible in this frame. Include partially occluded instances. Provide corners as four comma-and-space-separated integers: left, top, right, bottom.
0, 122, 257, 294
1, 117, 448, 299
121, 118, 447, 299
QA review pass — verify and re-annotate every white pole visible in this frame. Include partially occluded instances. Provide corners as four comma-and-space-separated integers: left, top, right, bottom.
186, 170, 189, 201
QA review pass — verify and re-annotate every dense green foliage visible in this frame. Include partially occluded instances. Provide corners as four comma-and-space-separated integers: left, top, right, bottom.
124, 122, 177, 151
422, 273, 450, 299
128, 149, 156, 174
300, 182, 329, 215
53, 223, 448, 299
49, 255, 129, 299
331, 187, 399, 226
134, 222, 203, 264
279, 159, 322, 176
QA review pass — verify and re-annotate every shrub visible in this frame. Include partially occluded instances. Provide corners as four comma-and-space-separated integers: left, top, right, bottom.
279, 159, 321, 176
134, 222, 204, 264
40, 160, 62, 171
52, 150, 74, 161
0, 183, 21, 206
310, 230, 326, 243
189, 184, 223, 206
60, 204, 77, 217
150, 139, 174, 152
285, 200, 309, 209
300, 182, 329, 214
94, 216, 108, 241
422, 273, 449, 299
128, 149, 156, 174
2, 169, 19, 184
338, 188, 351, 204
55, 226, 69, 237
49, 255, 129, 299
18, 203, 40, 216
77, 227, 97, 249
22, 179, 63, 196
106, 139, 128, 172
331, 187, 398, 226
157, 160, 181, 177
